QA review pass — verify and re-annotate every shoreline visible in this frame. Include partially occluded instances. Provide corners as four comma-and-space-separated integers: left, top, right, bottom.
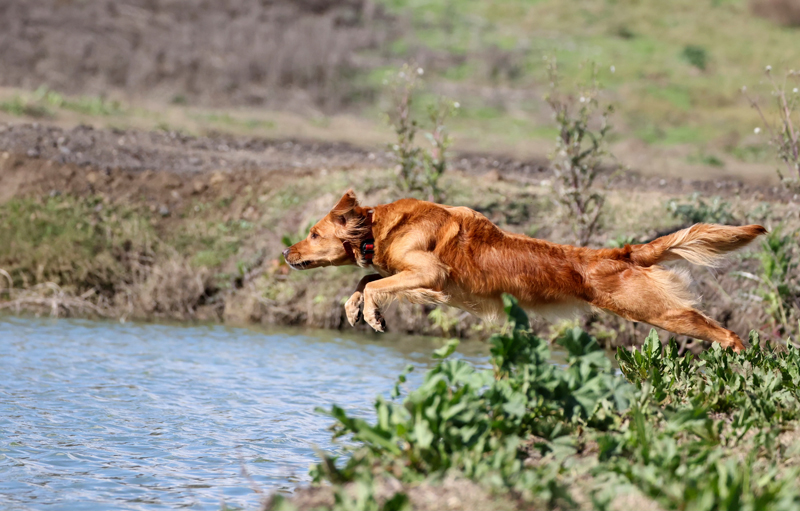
1, 122, 796, 349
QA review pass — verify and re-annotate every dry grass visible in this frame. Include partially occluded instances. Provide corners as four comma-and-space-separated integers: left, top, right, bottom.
0, 280, 108, 318
118, 255, 215, 320
0, 0, 394, 109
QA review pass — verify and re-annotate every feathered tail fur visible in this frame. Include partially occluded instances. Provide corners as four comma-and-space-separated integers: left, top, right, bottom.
630, 223, 767, 267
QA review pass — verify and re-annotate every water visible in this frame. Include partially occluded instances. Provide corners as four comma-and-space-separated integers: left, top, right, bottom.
0, 316, 492, 510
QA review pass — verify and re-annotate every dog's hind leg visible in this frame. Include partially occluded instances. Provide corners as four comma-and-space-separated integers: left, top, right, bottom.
345, 274, 382, 326
635, 308, 745, 352
590, 264, 746, 352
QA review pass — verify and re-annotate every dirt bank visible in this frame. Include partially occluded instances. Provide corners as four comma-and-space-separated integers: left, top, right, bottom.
0, 121, 795, 349
0, 122, 793, 200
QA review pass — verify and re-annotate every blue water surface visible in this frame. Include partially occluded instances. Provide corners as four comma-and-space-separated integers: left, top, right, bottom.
0, 316, 489, 510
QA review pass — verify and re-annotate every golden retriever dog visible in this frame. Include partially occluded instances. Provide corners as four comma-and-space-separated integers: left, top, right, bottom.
283, 190, 766, 351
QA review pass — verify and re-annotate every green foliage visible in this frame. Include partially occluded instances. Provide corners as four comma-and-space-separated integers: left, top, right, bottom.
291, 297, 800, 510
0, 87, 123, 119
666, 192, 736, 225
734, 226, 800, 343
0, 95, 53, 118
32, 86, 123, 116
681, 44, 708, 71
0, 195, 154, 290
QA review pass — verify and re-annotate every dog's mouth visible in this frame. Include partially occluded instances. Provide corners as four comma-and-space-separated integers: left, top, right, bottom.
287, 260, 314, 270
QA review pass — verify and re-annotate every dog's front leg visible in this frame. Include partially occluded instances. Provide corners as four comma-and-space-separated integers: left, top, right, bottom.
345, 274, 382, 326
362, 256, 448, 332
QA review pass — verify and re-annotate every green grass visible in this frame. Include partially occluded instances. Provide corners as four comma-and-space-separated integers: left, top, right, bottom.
373, 0, 796, 149
0, 196, 153, 290
0, 87, 123, 119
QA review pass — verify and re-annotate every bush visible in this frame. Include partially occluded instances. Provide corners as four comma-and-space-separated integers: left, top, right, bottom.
681, 45, 709, 71
665, 193, 737, 225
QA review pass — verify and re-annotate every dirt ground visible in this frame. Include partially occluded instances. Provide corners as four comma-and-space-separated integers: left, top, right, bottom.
0, 122, 792, 203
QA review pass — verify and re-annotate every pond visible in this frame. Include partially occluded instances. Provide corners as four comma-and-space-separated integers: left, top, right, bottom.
0, 316, 499, 510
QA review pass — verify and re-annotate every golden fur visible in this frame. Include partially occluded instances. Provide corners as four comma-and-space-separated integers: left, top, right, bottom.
283, 190, 767, 351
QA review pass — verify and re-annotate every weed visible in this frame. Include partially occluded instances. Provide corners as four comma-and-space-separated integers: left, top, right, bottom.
734, 227, 800, 344
744, 67, 800, 190
606, 234, 639, 248
0, 96, 53, 118
666, 192, 737, 225
545, 58, 616, 246
386, 64, 458, 202
427, 306, 459, 337
681, 44, 709, 71
32, 86, 123, 116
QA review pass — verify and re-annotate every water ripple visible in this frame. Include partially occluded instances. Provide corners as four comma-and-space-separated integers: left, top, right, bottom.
0, 316, 488, 510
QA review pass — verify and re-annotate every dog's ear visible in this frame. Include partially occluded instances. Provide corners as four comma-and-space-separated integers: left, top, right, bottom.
330, 189, 360, 226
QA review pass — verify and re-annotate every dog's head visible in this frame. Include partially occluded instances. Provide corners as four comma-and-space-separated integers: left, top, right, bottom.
282, 189, 370, 270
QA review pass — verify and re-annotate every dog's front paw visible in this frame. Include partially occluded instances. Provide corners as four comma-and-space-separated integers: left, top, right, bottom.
363, 306, 386, 333
344, 292, 364, 327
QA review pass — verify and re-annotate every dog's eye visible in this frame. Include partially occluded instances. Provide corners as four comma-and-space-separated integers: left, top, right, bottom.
310, 232, 318, 240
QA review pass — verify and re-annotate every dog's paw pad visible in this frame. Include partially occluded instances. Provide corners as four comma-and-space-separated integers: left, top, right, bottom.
366, 310, 385, 332
344, 293, 364, 327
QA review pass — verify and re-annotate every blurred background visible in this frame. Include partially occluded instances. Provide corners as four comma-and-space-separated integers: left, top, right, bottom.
2, 2, 800, 509
0, 0, 798, 346
1, 0, 798, 179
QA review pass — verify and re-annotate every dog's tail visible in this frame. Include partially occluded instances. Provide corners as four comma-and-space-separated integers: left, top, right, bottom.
628, 223, 767, 267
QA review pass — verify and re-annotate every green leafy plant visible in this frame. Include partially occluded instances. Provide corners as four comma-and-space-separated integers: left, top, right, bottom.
666, 192, 737, 225
734, 226, 800, 344
276, 296, 800, 510
681, 44, 709, 71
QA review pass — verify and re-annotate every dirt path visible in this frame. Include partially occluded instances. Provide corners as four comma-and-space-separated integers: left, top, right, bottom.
0, 122, 792, 203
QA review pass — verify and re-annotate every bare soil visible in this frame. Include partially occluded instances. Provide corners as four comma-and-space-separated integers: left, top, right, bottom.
0, 122, 792, 201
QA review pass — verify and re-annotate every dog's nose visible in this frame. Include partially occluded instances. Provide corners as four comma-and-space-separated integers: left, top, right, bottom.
282, 248, 290, 260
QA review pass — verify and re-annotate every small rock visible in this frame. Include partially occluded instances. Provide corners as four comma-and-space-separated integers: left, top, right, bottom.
483, 169, 501, 182
27, 149, 40, 158
209, 172, 226, 186
158, 205, 170, 217
192, 181, 208, 194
